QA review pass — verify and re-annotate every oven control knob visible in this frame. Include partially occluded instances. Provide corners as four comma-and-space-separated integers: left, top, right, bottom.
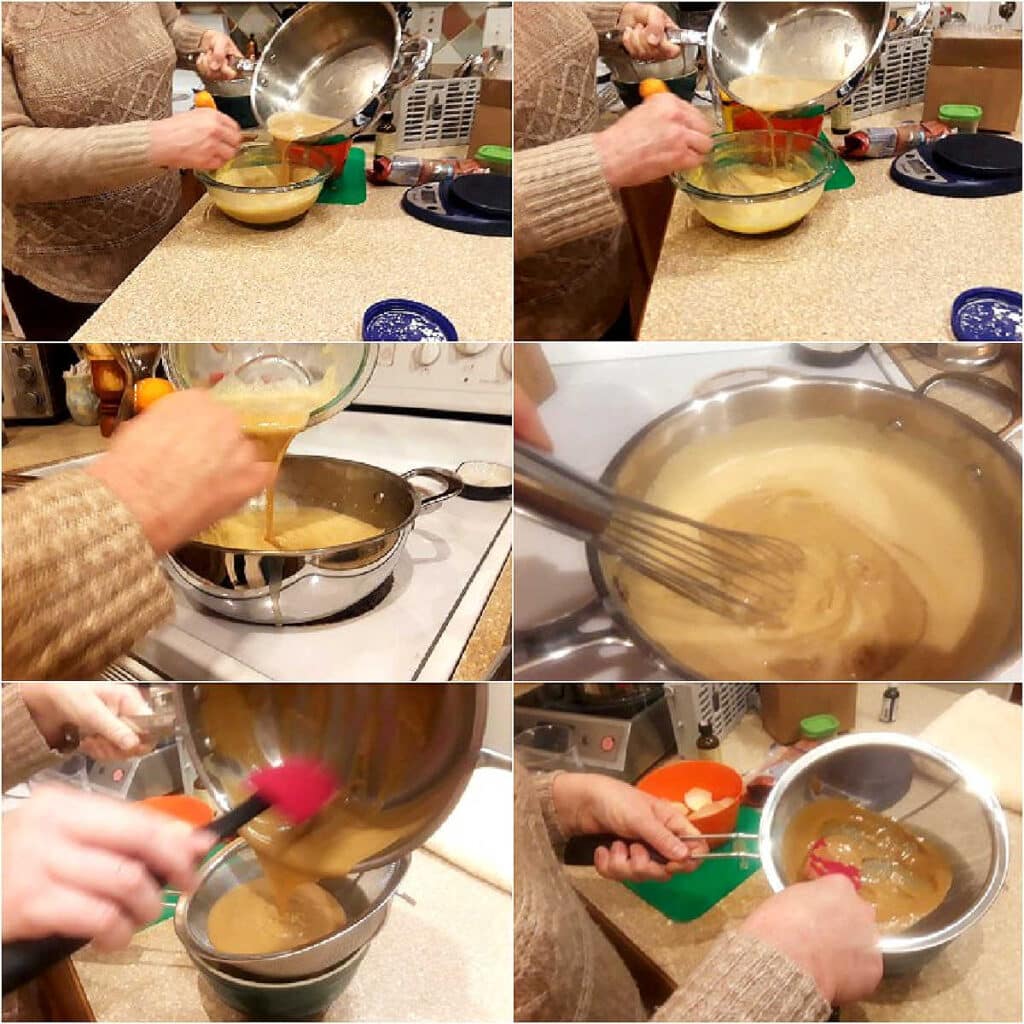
9, 345, 27, 359
417, 343, 442, 366
500, 344, 512, 376
455, 343, 487, 356
24, 391, 43, 410
15, 364, 36, 384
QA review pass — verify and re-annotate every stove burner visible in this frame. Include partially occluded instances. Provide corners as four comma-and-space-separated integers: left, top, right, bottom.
301, 574, 396, 624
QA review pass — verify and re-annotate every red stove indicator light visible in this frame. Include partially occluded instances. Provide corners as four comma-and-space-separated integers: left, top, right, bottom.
600, 735, 615, 752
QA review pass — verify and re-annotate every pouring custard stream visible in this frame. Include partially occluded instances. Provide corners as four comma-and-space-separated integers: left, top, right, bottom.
201, 684, 459, 955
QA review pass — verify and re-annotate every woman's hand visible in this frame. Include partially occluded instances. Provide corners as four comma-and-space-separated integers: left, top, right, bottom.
618, 4, 681, 61
740, 876, 883, 1004
552, 772, 708, 881
594, 93, 712, 189
86, 389, 276, 556
514, 383, 553, 452
2, 787, 214, 950
148, 108, 242, 171
18, 683, 154, 760
196, 30, 245, 81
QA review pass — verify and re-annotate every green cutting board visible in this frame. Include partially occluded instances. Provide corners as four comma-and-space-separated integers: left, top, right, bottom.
822, 133, 856, 191
625, 806, 762, 922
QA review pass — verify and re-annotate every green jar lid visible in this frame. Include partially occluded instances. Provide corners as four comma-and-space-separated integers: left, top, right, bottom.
313, 133, 350, 145
800, 713, 840, 741
939, 104, 983, 120
476, 144, 512, 167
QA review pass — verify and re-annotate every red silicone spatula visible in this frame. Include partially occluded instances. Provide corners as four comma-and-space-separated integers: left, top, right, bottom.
2, 758, 339, 994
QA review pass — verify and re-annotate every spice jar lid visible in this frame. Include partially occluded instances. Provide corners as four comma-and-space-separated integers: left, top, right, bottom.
800, 713, 840, 741
939, 103, 983, 120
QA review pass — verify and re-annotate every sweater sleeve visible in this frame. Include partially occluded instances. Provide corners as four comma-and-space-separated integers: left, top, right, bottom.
2, 471, 174, 681
1, 56, 160, 204
158, 3, 208, 62
532, 771, 571, 853
581, 4, 626, 34
2, 684, 61, 790
514, 134, 625, 261
653, 930, 831, 1023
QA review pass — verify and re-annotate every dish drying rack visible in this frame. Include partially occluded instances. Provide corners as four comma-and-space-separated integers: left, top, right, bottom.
393, 77, 481, 149
851, 31, 934, 117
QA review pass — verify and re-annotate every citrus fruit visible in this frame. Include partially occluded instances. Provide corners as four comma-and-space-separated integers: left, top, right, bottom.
134, 378, 175, 412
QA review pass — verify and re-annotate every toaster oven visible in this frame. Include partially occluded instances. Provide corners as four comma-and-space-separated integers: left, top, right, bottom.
2, 343, 77, 421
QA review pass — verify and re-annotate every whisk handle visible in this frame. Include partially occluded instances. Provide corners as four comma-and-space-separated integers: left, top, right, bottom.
514, 442, 614, 542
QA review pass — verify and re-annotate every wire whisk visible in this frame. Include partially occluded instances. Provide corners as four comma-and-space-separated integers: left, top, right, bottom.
514, 442, 804, 623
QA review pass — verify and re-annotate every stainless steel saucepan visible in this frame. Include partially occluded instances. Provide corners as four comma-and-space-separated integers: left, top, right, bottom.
251, 2, 433, 139
515, 370, 1022, 681
600, 3, 932, 117
166, 456, 462, 624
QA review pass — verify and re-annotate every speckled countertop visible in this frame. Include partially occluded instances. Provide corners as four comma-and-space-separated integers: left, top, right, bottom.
71, 146, 512, 343
640, 105, 1022, 342
568, 684, 1022, 1023
72, 849, 512, 1022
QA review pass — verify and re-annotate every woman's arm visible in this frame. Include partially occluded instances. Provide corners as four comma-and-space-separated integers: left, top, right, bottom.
581, 4, 627, 33
2, 56, 162, 204
2, 685, 62, 790
2, 471, 175, 682
653, 931, 830, 1023
514, 135, 625, 262
158, 2, 207, 61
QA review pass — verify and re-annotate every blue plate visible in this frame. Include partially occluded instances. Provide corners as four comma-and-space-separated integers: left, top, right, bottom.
951, 287, 1023, 342
362, 299, 458, 341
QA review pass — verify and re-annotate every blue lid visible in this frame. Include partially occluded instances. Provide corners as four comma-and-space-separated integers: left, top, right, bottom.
952, 288, 1022, 342
362, 299, 458, 341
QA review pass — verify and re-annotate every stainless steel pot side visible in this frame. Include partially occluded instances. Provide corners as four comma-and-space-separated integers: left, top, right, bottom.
174, 839, 409, 980
166, 456, 462, 625
515, 372, 1022, 681
173, 682, 488, 873
251, 2, 433, 138
758, 733, 1010, 974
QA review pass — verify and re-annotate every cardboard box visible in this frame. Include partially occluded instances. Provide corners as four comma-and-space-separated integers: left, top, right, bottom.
922, 28, 1022, 132
759, 684, 858, 745
468, 76, 512, 153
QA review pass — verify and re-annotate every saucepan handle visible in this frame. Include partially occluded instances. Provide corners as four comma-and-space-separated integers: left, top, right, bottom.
404, 467, 463, 515
2, 936, 88, 993
691, 366, 805, 400
917, 371, 1022, 441
390, 34, 434, 91
598, 26, 706, 56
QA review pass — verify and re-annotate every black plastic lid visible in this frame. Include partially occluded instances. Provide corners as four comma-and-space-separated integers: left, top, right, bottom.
451, 174, 512, 218
932, 133, 1022, 179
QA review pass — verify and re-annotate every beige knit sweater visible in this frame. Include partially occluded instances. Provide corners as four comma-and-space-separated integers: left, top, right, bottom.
514, 4, 634, 341
2, 3, 207, 303
3, 470, 174, 680
2, 684, 64, 790
515, 764, 831, 1023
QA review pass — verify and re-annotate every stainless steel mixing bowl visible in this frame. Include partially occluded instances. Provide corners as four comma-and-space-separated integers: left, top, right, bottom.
175, 838, 408, 980
759, 733, 1009, 973
174, 683, 487, 871
166, 456, 462, 624
251, 3, 432, 139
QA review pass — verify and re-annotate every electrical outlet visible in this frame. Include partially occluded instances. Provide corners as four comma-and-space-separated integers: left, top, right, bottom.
483, 6, 512, 48
408, 3, 445, 42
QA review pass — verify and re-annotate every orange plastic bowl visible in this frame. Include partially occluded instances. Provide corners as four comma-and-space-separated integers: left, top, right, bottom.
638, 760, 743, 848
141, 795, 215, 828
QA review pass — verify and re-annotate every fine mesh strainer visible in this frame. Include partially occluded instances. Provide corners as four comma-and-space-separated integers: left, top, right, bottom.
759, 733, 1009, 973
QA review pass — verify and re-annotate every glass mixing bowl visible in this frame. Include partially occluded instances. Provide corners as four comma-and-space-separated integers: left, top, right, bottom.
196, 142, 332, 227
162, 343, 378, 426
675, 129, 836, 235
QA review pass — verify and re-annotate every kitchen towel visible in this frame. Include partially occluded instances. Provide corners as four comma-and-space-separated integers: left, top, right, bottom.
424, 766, 512, 892
919, 688, 1021, 812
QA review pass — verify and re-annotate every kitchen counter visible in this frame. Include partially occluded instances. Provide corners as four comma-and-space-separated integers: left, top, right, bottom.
639, 105, 1022, 342
72, 848, 512, 1022
71, 146, 512, 343
567, 684, 1023, 1022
